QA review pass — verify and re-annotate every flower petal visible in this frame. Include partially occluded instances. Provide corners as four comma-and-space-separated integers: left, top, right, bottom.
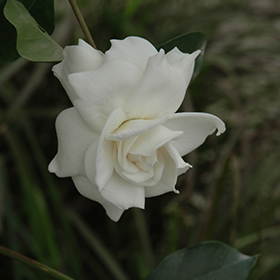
122, 152, 165, 187
53, 39, 103, 102
95, 108, 127, 190
84, 139, 98, 186
165, 47, 186, 64
129, 126, 183, 157
100, 172, 145, 210
69, 60, 141, 132
164, 142, 192, 176
72, 175, 124, 222
116, 138, 139, 173
166, 47, 201, 67
163, 112, 226, 156
145, 147, 179, 197
125, 49, 200, 119
105, 36, 158, 72
106, 114, 169, 141
48, 108, 98, 177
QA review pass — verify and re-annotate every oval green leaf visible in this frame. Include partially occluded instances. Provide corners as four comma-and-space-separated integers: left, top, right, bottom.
0, 0, 55, 63
158, 32, 207, 80
144, 241, 258, 280
3, 0, 63, 62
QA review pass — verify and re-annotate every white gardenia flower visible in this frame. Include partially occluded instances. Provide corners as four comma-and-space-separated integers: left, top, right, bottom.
49, 36, 225, 221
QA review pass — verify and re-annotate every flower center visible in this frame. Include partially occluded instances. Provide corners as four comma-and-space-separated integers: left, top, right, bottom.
112, 141, 164, 187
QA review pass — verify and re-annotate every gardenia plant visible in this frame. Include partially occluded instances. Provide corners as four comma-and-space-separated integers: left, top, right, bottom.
48, 36, 225, 221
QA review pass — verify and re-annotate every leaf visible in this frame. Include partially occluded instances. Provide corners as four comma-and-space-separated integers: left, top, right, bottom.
158, 32, 207, 79
144, 241, 258, 280
2, 0, 62, 62
0, 0, 55, 62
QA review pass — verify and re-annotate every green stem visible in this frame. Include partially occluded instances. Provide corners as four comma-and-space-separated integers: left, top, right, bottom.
0, 245, 74, 280
67, 209, 130, 280
234, 226, 280, 250
133, 209, 156, 272
68, 0, 97, 49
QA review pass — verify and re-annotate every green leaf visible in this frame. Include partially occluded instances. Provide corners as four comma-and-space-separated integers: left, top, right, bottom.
144, 241, 258, 280
0, 0, 55, 62
158, 32, 207, 79
2, 0, 62, 62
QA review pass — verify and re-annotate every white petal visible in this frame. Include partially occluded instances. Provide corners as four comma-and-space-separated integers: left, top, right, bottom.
62, 39, 103, 73
77, 39, 99, 53
48, 108, 98, 177
100, 172, 145, 210
145, 147, 179, 197
113, 145, 164, 187
129, 126, 183, 157
163, 112, 226, 156
165, 47, 186, 64
106, 114, 169, 141
123, 152, 165, 187
53, 39, 103, 102
113, 144, 141, 182
72, 175, 124, 222
95, 108, 127, 190
166, 47, 200, 68
121, 167, 154, 184
116, 139, 139, 173
143, 152, 165, 187
86, 138, 114, 191
125, 49, 199, 119
164, 142, 192, 176
134, 153, 157, 171
105, 36, 158, 72
69, 60, 141, 133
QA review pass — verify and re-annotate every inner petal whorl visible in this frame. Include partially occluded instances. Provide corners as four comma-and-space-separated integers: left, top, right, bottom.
113, 139, 164, 187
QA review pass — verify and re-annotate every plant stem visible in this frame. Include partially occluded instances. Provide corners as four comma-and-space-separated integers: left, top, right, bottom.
68, 0, 97, 49
67, 209, 130, 280
133, 209, 156, 273
0, 245, 74, 280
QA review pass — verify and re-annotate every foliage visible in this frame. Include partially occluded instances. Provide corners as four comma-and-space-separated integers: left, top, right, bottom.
0, 0, 58, 62
145, 241, 257, 280
2, 0, 62, 62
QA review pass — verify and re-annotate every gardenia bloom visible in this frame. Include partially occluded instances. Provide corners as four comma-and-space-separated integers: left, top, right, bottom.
49, 36, 225, 221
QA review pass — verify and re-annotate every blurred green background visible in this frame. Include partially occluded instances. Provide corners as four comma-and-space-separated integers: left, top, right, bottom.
0, 0, 280, 279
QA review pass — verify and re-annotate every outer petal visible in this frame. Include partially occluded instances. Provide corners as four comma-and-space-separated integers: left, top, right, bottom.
95, 108, 127, 190
125, 49, 200, 120
145, 147, 179, 197
53, 39, 103, 102
164, 142, 192, 176
105, 36, 158, 72
165, 47, 186, 64
48, 108, 98, 177
72, 175, 124, 222
69, 60, 141, 133
84, 139, 99, 187
100, 172, 145, 210
163, 112, 226, 156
